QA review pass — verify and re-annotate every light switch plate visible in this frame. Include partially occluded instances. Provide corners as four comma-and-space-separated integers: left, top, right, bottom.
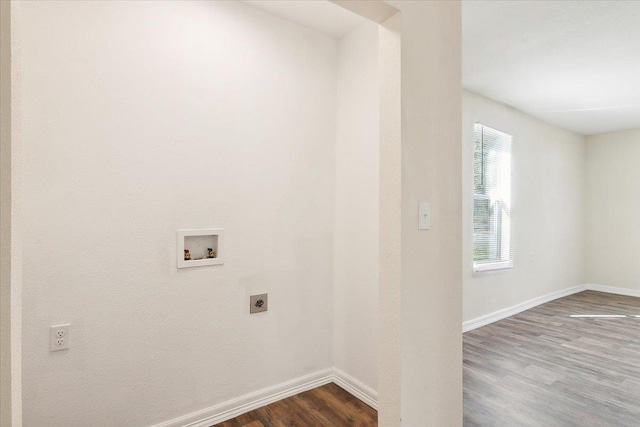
250, 294, 268, 314
419, 202, 431, 230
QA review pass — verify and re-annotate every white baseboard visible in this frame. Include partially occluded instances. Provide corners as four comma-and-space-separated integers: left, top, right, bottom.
150, 368, 378, 427
152, 283, 640, 426
586, 284, 640, 298
332, 368, 378, 410
463, 285, 587, 333
463, 283, 640, 333
150, 369, 334, 427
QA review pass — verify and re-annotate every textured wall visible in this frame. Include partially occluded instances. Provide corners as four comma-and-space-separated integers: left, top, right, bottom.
18, 2, 337, 425
462, 91, 586, 323
377, 12, 402, 427
462, 92, 585, 321
1, 1, 14, 425
395, 1, 463, 425
333, 21, 379, 393
586, 128, 640, 290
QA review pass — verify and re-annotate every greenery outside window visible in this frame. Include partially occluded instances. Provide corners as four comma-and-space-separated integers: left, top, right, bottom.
473, 124, 513, 272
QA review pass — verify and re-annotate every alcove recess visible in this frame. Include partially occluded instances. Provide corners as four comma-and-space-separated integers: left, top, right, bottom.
177, 229, 224, 268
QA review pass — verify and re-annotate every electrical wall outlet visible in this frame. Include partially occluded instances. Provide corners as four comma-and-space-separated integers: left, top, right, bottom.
250, 294, 268, 314
50, 324, 70, 351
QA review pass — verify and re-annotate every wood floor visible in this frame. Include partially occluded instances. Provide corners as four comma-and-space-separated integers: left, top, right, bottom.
215, 291, 640, 426
212, 383, 377, 427
464, 290, 640, 426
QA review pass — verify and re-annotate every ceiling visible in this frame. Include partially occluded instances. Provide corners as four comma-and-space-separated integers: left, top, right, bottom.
463, 0, 640, 136
243, 0, 365, 40
243, 1, 638, 135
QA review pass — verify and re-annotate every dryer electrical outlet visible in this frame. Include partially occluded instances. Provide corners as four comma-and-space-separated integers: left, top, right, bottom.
250, 294, 268, 314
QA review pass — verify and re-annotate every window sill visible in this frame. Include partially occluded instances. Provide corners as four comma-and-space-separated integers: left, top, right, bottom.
473, 262, 513, 273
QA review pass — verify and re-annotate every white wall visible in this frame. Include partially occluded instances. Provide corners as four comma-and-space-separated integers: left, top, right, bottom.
1, 1, 13, 425
462, 91, 586, 322
333, 22, 379, 392
18, 2, 339, 425
376, 12, 402, 427
2, 2, 23, 425
586, 128, 640, 290
13, 1, 466, 425
393, 1, 463, 426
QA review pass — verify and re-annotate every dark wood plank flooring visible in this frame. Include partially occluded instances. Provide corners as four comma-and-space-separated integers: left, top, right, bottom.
215, 291, 640, 426
464, 290, 640, 426
213, 383, 377, 427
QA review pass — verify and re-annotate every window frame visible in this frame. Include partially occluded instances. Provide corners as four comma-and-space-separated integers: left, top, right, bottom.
472, 123, 513, 273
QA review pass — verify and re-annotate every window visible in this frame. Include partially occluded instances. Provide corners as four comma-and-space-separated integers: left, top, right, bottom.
473, 124, 513, 272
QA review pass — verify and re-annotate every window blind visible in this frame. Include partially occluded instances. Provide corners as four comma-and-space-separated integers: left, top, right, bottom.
473, 124, 513, 271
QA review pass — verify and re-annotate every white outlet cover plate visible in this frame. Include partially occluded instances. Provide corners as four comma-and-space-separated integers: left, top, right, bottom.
50, 324, 70, 351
